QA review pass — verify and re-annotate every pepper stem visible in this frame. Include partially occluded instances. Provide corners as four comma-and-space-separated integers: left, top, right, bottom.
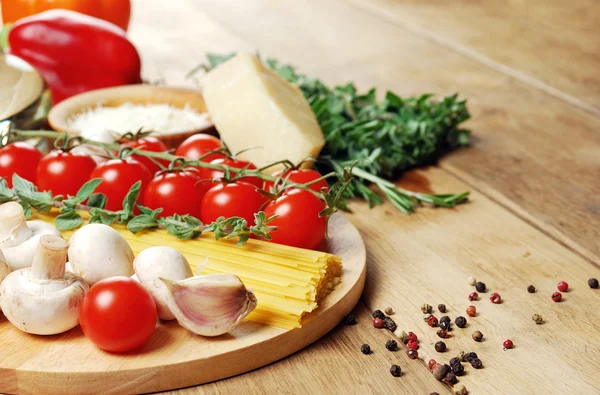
30, 235, 68, 281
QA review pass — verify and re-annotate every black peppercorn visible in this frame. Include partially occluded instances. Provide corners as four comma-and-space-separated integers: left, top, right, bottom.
472, 330, 484, 342
439, 321, 450, 331
527, 284, 536, 293
384, 316, 397, 332
407, 349, 418, 359
470, 358, 483, 369
455, 316, 467, 328
438, 304, 447, 313
390, 364, 402, 377
385, 339, 398, 351
343, 314, 357, 325
475, 281, 486, 292
450, 361, 464, 376
429, 393, 440, 395
360, 344, 371, 354
434, 341, 447, 352
432, 364, 450, 381
449, 357, 459, 366
440, 315, 450, 324
589, 278, 599, 289
444, 372, 458, 385
373, 309, 385, 320
464, 352, 478, 362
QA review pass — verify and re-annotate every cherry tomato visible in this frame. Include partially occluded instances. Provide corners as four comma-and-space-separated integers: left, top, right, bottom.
36, 150, 97, 197
144, 169, 210, 218
201, 181, 267, 225
122, 136, 169, 176
263, 188, 327, 250
263, 168, 328, 193
89, 158, 152, 211
175, 134, 223, 163
0, 142, 42, 187
79, 277, 157, 352
202, 158, 262, 188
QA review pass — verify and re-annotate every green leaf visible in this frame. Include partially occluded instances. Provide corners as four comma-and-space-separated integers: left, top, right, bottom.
12, 174, 54, 213
76, 178, 103, 201
0, 179, 15, 203
55, 211, 83, 231
89, 208, 119, 226
159, 215, 203, 240
87, 193, 107, 209
120, 181, 141, 222
127, 215, 159, 233
0, 23, 12, 51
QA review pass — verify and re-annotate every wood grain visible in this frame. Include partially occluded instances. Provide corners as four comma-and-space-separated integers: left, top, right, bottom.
0, 215, 366, 394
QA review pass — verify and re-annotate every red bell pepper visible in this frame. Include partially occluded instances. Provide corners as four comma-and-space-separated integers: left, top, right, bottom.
7, 9, 142, 104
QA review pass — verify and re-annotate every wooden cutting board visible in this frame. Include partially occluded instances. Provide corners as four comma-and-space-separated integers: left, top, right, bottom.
0, 214, 366, 394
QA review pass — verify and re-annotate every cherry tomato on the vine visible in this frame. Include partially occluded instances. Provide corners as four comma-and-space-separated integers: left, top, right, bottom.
89, 158, 152, 211
36, 150, 97, 197
263, 188, 327, 250
200, 181, 267, 225
0, 142, 42, 187
202, 158, 262, 188
144, 168, 210, 218
79, 277, 157, 353
175, 134, 223, 163
122, 136, 169, 176
263, 168, 328, 193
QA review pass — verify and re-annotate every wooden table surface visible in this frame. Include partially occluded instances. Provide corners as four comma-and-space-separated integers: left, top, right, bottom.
127, 1, 600, 393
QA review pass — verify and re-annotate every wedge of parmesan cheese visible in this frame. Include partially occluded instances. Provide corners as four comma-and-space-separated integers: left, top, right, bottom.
200, 53, 325, 173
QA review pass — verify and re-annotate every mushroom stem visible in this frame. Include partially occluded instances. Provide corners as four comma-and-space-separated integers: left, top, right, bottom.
30, 235, 68, 281
0, 202, 32, 248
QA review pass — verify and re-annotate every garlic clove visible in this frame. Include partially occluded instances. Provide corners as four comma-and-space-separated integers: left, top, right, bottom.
161, 273, 257, 337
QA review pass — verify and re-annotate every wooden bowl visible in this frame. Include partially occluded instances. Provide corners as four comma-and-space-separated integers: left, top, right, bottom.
48, 84, 215, 148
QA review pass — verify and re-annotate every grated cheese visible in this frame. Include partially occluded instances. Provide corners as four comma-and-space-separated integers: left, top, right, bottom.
67, 103, 211, 136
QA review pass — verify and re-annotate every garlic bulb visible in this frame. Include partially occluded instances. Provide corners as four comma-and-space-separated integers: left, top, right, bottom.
161, 273, 257, 337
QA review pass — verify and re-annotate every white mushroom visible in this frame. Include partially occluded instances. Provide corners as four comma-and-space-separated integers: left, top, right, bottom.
0, 202, 62, 270
134, 246, 193, 320
68, 223, 134, 285
0, 235, 88, 335
0, 250, 10, 288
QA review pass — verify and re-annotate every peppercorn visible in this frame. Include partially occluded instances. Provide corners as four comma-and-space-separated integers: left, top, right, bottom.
444, 372, 458, 385
557, 281, 569, 292
468, 276, 476, 286
407, 340, 419, 350
406, 331, 418, 343
468, 292, 478, 301
457, 351, 467, 362
385, 339, 398, 351
449, 357, 459, 366
472, 330, 483, 342
490, 292, 502, 304
407, 349, 418, 359
427, 315, 439, 327
421, 304, 433, 314
439, 321, 450, 331
439, 315, 450, 324
453, 383, 468, 395
373, 309, 385, 320
455, 316, 467, 328
552, 291, 562, 302
384, 316, 397, 332
464, 352, 478, 362
466, 305, 476, 317
432, 363, 450, 381
429, 393, 440, 395
373, 318, 385, 328
527, 284, 536, 293
384, 306, 394, 315
470, 358, 483, 369
390, 364, 402, 377
428, 359, 437, 370
438, 304, 447, 313
434, 341, 447, 352
437, 329, 449, 338
450, 361, 465, 376
360, 344, 371, 354
343, 314, 357, 325
503, 339, 514, 349
589, 278, 599, 289
475, 281, 486, 292
532, 313, 543, 324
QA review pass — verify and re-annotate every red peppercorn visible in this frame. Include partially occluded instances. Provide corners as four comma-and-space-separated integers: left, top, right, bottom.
407, 340, 419, 350
552, 291, 562, 302
490, 293, 502, 304
406, 331, 418, 342
503, 339, 514, 350
428, 359, 437, 370
407, 349, 418, 359
468, 292, 478, 301
373, 318, 385, 328
466, 305, 476, 317
557, 281, 569, 292
427, 315, 439, 327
